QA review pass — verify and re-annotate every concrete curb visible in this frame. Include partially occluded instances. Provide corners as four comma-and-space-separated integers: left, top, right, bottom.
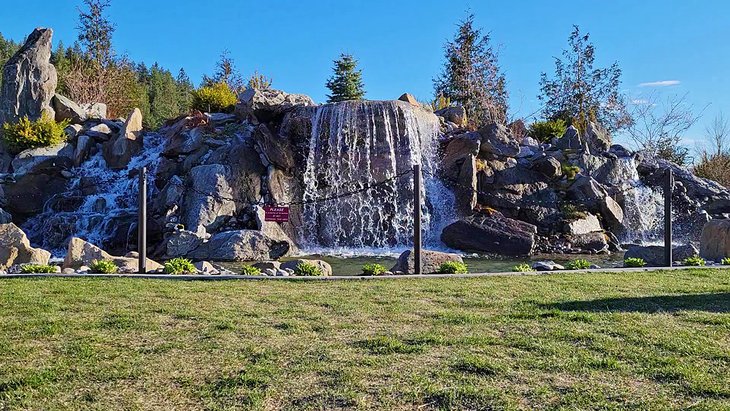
0, 265, 723, 281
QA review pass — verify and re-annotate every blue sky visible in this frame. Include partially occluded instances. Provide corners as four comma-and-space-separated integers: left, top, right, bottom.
2, 0, 729, 148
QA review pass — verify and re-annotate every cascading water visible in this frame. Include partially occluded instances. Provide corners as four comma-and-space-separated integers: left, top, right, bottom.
299, 100, 454, 253
605, 156, 664, 243
23, 133, 164, 255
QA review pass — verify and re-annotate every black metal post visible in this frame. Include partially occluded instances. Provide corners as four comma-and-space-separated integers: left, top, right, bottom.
138, 167, 147, 274
413, 164, 422, 275
664, 168, 673, 267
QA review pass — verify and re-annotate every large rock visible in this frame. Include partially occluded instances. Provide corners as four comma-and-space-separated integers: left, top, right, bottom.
4, 157, 72, 218
51, 94, 86, 123
0, 28, 57, 124
441, 133, 480, 213
188, 230, 292, 261
478, 123, 520, 157
73, 135, 94, 166
253, 123, 295, 171
11, 143, 74, 174
183, 164, 237, 234
532, 156, 562, 178
434, 106, 467, 127
62, 237, 161, 272
397, 93, 419, 105
441, 211, 537, 256
585, 122, 611, 153
700, 219, 730, 260
235, 88, 315, 122
0, 223, 51, 268
565, 213, 602, 235
80, 103, 107, 119
555, 126, 585, 151
164, 229, 205, 258
625, 243, 699, 267
390, 249, 464, 274
569, 232, 609, 253
102, 108, 143, 170
281, 259, 333, 276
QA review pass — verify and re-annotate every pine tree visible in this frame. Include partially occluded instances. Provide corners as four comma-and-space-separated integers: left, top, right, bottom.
146, 64, 180, 128
203, 50, 244, 92
434, 13, 508, 126
325, 54, 365, 103
77, 0, 115, 68
176, 68, 193, 112
0, 33, 19, 90
538, 25, 631, 133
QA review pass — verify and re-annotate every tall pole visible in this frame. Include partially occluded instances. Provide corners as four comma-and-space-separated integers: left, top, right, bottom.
413, 164, 422, 275
664, 168, 673, 267
138, 167, 147, 274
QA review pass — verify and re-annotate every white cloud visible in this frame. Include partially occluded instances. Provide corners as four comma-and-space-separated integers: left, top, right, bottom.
631, 99, 650, 105
638, 80, 681, 87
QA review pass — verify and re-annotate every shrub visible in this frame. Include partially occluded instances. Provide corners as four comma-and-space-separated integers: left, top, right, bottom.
89, 260, 118, 274
683, 255, 705, 266
191, 82, 238, 113
164, 257, 197, 274
722, 257, 730, 265
623, 257, 646, 268
437, 261, 468, 274
1, 115, 69, 154
512, 263, 534, 272
694, 152, 730, 188
561, 163, 581, 180
561, 204, 588, 221
528, 119, 567, 143
20, 264, 56, 273
294, 261, 324, 276
362, 263, 387, 276
566, 259, 591, 270
240, 265, 261, 275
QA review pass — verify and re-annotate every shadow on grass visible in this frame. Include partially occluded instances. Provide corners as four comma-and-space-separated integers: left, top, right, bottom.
541, 293, 730, 314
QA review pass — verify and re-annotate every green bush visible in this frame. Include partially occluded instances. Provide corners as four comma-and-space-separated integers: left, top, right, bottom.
89, 260, 118, 274
528, 119, 567, 143
512, 263, 534, 272
722, 257, 730, 265
623, 257, 646, 268
240, 265, 261, 275
683, 255, 705, 266
566, 259, 591, 270
294, 262, 324, 276
437, 261, 468, 274
164, 257, 197, 275
1, 115, 69, 154
362, 263, 387, 276
562, 163, 581, 180
561, 204, 588, 221
191, 82, 238, 113
20, 264, 57, 274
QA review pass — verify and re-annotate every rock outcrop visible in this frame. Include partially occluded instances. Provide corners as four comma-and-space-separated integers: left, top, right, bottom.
391, 249, 464, 274
441, 211, 537, 256
0, 28, 57, 124
0, 223, 51, 269
103, 108, 143, 169
700, 219, 730, 261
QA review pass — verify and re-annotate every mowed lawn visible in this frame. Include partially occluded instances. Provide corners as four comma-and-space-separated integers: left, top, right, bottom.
0, 271, 728, 410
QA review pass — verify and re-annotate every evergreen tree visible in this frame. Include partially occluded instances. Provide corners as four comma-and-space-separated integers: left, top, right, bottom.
76, 0, 115, 68
325, 54, 365, 103
176, 68, 193, 112
203, 50, 244, 92
538, 25, 631, 133
146, 64, 180, 128
434, 13, 508, 126
0, 33, 19, 90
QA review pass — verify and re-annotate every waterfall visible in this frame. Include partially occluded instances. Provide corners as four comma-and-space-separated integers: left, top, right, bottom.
23, 133, 164, 255
606, 156, 664, 243
299, 100, 454, 253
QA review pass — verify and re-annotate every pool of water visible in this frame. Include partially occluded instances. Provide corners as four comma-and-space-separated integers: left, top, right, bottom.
219, 253, 625, 276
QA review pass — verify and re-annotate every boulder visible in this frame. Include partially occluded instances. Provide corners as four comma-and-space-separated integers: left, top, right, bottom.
478, 123, 520, 157
700, 219, 730, 260
390, 249, 464, 274
441, 133, 480, 213
398, 93, 419, 105
565, 213, 602, 235
235, 88, 315, 122
80, 103, 107, 119
555, 126, 585, 151
4, 158, 72, 218
11, 143, 74, 174
281, 259, 333, 276
73, 135, 94, 166
252, 261, 281, 271
625, 243, 699, 267
434, 106, 467, 127
600, 195, 625, 228
62, 237, 161, 272
0, 223, 51, 269
183, 164, 237, 234
51, 94, 85, 123
532, 261, 565, 271
102, 108, 143, 170
85, 123, 113, 140
441, 211, 537, 256
194, 261, 219, 275
567, 176, 607, 210
188, 230, 292, 261
0, 28, 57, 124
162, 126, 206, 157
532, 156, 562, 178
164, 229, 205, 258
585, 122, 611, 153
569, 232, 609, 253
252, 123, 295, 171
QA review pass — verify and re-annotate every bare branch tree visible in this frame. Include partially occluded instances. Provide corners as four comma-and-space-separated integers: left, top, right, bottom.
704, 112, 730, 156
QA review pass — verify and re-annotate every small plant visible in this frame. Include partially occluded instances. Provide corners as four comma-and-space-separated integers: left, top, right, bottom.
561, 163, 581, 180
164, 257, 197, 275
89, 259, 118, 274
683, 255, 706, 266
722, 257, 730, 265
512, 263, 534, 272
566, 259, 591, 270
191, 82, 238, 113
294, 261, 324, 276
20, 264, 56, 274
528, 119, 567, 143
1, 115, 69, 154
437, 261, 468, 274
240, 265, 261, 275
362, 263, 387, 276
624, 257, 646, 268
561, 203, 588, 221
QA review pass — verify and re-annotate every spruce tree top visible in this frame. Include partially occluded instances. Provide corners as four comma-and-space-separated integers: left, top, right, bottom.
326, 54, 365, 103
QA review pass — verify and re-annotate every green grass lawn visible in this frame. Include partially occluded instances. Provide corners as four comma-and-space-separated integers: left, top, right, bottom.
0, 270, 728, 410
